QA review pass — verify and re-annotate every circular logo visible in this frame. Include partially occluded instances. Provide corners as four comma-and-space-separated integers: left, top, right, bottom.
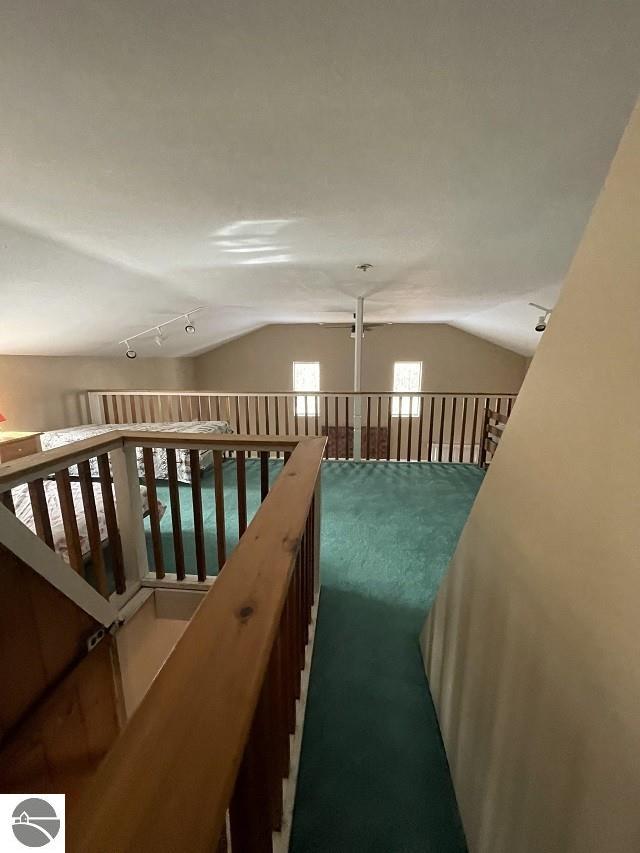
11, 798, 60, 847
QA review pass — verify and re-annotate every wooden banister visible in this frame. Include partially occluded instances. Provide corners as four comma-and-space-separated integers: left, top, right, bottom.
67, 437, 325, 852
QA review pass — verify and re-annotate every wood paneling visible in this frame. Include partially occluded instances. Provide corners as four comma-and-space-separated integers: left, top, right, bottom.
0, 638, 122, 808
0, 545, 98, 740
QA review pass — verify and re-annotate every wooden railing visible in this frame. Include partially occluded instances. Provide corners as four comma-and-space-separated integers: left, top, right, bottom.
0, 432, 305, 604
69, 436, 324, 851
0, 432, 324, 850
88, 390, 517, 463
479, 406, 509, 468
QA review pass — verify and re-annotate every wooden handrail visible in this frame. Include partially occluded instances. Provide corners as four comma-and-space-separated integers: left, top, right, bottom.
90, 389, 519, 397
0, 434, 126, 490
0, 432, 301, 491
68, 436, 325, 852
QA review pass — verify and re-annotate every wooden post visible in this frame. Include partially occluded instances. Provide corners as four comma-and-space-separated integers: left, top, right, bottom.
111, 444, 149, 588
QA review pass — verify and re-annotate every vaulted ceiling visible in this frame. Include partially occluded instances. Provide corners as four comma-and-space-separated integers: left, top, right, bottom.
1, 1, 639, 357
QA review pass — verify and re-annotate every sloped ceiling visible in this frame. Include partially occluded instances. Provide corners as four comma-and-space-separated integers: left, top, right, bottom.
1, 1, 639, 358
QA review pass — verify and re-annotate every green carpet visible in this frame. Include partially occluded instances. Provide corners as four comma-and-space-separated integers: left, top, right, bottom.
145, 456, 286, 575
290, 462, 482, 853
145, 459, 482, 851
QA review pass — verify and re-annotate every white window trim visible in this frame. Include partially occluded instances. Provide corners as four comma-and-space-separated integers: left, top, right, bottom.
293, 361, 320, 416
391, 361, 422, 417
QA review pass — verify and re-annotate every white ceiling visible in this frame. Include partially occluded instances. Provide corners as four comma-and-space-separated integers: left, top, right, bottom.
1, 1, 639, 358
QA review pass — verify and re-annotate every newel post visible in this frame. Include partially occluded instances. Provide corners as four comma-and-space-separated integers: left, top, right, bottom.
111, 443, 149, 587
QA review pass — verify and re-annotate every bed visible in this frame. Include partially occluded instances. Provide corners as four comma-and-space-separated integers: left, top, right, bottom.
12, 480, 165, 567
40, 420, 234, 483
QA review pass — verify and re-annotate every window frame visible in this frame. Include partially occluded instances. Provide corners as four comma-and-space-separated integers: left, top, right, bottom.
391, 361, 422, 417
293, 361, 320, 417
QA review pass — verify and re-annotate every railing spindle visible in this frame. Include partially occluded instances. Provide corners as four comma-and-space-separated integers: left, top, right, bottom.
190, 449, 207, 581
229, 680, 273, 853
438, 397, 446, 461
1, 489, 15, 513
345, 397, 350, 459
365, 396, 371, 459
97, 453, 126, 593
27, 478, 54, 550
304, 395, 309, 437
54, 469, 84, 574
406, 398, 413, 461
264, 396, 270, 436
426, 396, 434, 461
213, 450, 226, 571
244, 396, 251, 435
142, 448, 165, 580
166, 448, 186, 581
260, 451, 269, 502
236, 450, 247, 537
396, 399, 402, 461
470, 397, 479, 464
266, 636, 285, 832
376, 396, 382, 460
459, 398, 468, 463
386, 395, 392, 461
417, 397, 425, 461
324, 396, 329, 460
77, 460, 109, 597
333, 396, 338, 459
448, 397, 457, 462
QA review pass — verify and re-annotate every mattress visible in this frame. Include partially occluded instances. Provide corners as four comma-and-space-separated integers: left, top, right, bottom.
41, 420, 234, 483
12, 480, 165, 566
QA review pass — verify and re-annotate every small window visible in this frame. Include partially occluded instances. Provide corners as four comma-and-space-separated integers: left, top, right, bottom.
392, 361, 422, 416
293, 361, 320, 416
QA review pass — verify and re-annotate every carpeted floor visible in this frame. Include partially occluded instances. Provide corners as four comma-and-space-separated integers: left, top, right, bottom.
145, 459, 482, 852
289, 462, 482, 853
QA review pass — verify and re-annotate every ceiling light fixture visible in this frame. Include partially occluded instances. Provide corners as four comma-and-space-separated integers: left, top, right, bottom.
118, 306, 206, 357
528, 302, 553, 333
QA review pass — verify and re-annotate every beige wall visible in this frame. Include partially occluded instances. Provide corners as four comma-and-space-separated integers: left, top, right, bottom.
194, 323, 527, 392
0, 355, 195, 432
421, 103, 640, 853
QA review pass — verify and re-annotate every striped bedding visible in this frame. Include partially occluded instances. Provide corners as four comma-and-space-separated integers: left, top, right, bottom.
41, 420, 234, 483
12, 480, 165, 566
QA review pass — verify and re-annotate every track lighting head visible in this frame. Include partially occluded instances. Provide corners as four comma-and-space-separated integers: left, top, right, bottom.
119, 307, 205, 352
529, 302, 552, 333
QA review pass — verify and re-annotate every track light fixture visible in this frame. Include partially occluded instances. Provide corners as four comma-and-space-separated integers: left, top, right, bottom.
118, 307, 206, 357
528, 302, 552, 333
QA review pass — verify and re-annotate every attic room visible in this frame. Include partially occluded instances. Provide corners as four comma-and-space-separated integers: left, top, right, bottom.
0, 2, 639, 852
